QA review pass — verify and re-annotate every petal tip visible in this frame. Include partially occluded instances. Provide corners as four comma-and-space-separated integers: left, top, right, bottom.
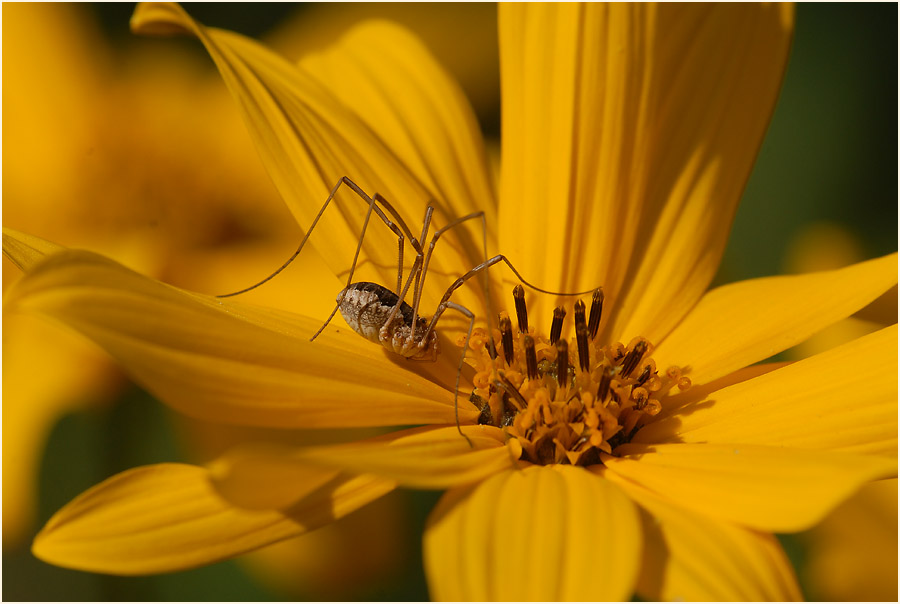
130, 2, 194, 37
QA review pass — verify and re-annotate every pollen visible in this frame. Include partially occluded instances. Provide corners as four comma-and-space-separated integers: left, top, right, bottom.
460, 287, 690, 466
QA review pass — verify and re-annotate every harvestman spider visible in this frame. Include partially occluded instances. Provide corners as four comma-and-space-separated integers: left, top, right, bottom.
219, 177, 594, 439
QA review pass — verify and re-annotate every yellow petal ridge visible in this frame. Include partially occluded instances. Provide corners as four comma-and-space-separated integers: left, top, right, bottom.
33, 463, 393, 574
654, 252, 899, 386
424, 465, 641, 601
619, 478, 802, 601
640, 325, 898, 458
603, 443, 897, 532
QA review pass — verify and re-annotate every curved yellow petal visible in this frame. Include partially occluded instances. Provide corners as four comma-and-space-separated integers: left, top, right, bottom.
2, 227, 64, 273
208, 449, 343, 510
602, 443, 897, 532
639, 326, 898, 458
656, 361, 790, 420
617, 478, 802, 601
299, 20, 497, 242
498, 4, 793, 335
32, 463, 394, 574
653, 252, 899, 387
424, 465, 641, 601
3, 245, 478, 429
283, 425, 514, 489
131, 3, 489, 319
211, 426, 511, 500
801, 478, 898, 602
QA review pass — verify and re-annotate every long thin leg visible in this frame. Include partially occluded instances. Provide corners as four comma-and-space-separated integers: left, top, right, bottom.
411, 211, 497, 443
311, 185, 382, 341
373, 193, 413, 297
306, 184, 416, 342
420, 254, 597, 346
217, 177, 408, 298
412, 210, 486, 325
445, 300, 475, 447
412, 205, 435, 324
372, 200, 431, 341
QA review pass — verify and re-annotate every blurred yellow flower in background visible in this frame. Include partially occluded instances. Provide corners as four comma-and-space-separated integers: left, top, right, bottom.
802, 478, 898, 602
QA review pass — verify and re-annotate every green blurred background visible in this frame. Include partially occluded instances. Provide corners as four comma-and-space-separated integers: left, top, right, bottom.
3, 3, 897, 601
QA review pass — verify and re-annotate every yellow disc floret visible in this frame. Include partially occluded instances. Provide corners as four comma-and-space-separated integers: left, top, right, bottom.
457, 288, 690, 466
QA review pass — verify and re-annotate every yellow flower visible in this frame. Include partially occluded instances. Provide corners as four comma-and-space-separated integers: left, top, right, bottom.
801, 478, 898, 602
3, 3, 897, 601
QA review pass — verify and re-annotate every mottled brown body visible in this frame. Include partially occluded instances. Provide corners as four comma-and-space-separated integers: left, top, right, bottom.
338, 282, 439, 361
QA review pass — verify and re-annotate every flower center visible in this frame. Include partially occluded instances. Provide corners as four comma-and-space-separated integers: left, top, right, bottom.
458, 287, 691, 466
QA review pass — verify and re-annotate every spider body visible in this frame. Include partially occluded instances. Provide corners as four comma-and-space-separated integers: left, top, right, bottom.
338, 281, 438, 361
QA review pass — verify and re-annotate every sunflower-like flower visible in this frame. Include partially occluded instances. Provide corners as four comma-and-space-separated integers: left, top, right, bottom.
4, 3, 897, 601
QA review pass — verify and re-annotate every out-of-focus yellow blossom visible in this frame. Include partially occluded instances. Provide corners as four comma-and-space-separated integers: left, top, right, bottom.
802, 478, 898, 602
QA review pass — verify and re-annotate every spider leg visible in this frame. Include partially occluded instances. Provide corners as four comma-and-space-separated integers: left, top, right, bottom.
217, 176, 408, 299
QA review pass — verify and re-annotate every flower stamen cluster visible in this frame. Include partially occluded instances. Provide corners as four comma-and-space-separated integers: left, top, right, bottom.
459, 287, 691, 466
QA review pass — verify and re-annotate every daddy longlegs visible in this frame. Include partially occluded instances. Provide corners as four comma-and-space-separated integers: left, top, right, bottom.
218, 177, 595, 443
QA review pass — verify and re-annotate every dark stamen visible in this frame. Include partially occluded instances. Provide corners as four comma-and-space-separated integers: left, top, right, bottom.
556, 340, 569, 388
621, 340, 648, 377
524, 335, 539, 380
497, 371, 528, 411
588, 288, 604, 339
635, 364, 651, 387
500, 317, 514, 366
513, 284, 528, 333
549, 306, 566, 345
573, 300, 589, 372
576, 325, 590, 372
574, 299, 586, 330
597, 365, 614, 403
487, 336, 498, 360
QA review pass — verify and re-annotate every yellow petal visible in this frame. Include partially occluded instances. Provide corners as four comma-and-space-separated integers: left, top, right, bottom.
602, 443, 897, 532
32, 463, 394, 574
131, 3, 489, 320
299, 20, 497, 244
3, 244, 477, 428
617, 478, 802, 601
639, 326, 898, 458
208, 449, 343, 510
498, 4, 793, 335
653, 252, 899, 386
424, 465, 641, 601
656, 361, 790, 420
209, 426, 509, 507
2, 227, 64, 273
270, 425, 515, 490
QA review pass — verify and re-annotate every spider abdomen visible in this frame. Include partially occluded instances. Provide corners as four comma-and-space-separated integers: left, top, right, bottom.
338, 282, 438, 360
